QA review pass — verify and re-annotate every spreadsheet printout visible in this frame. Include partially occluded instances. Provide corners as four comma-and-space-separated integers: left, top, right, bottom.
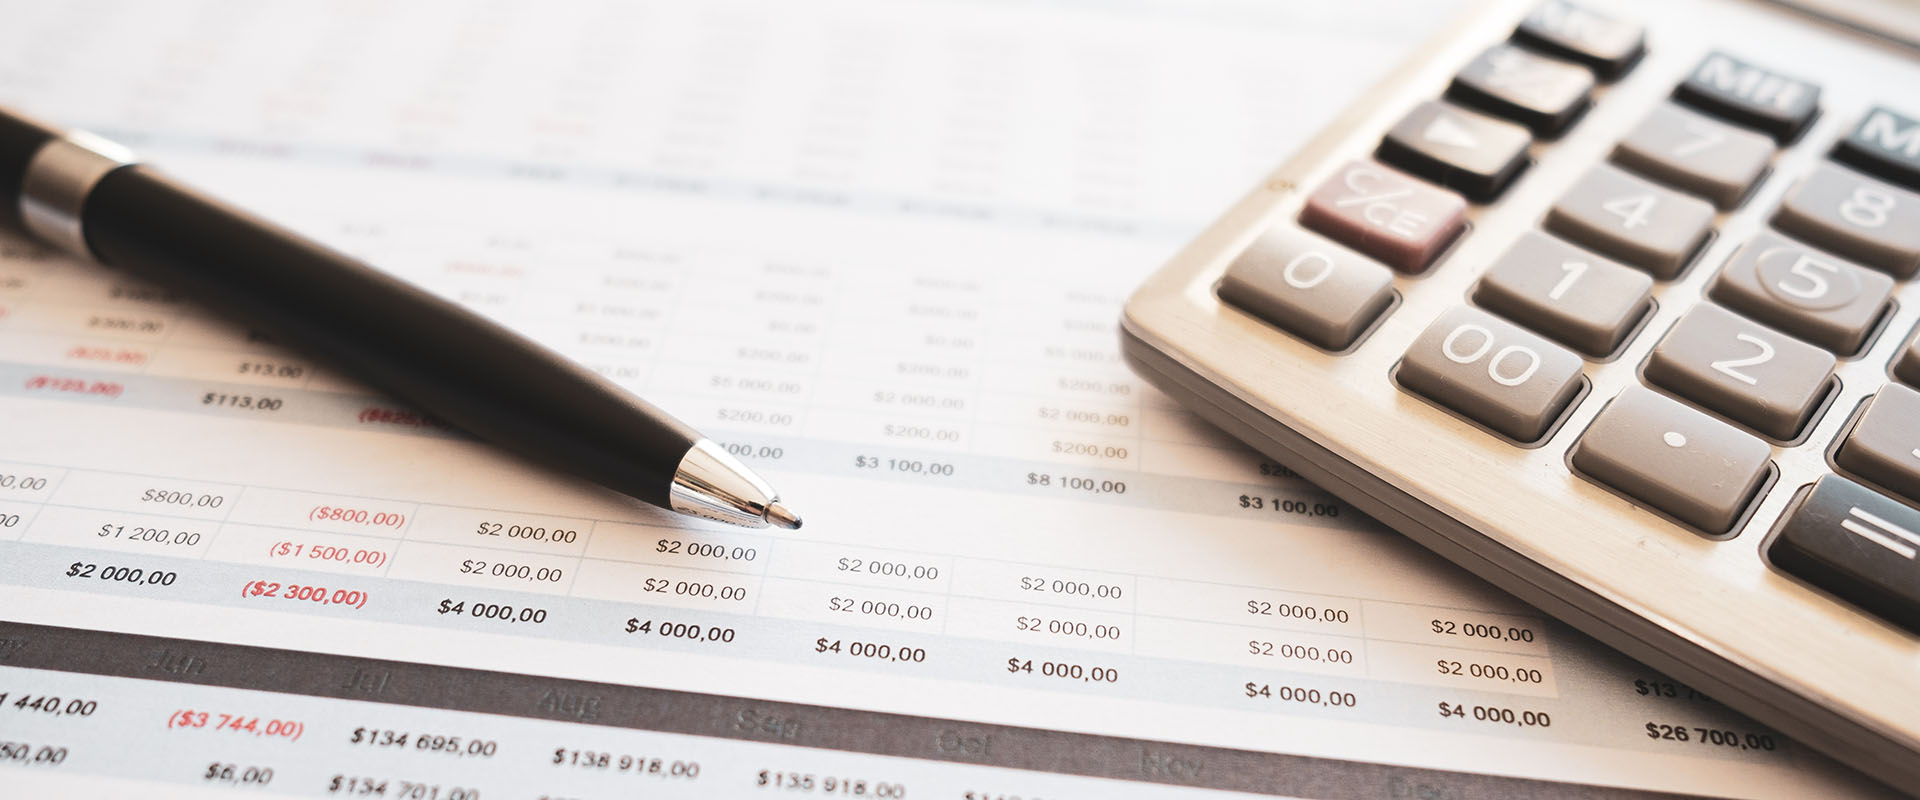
0, 0, 1893, 797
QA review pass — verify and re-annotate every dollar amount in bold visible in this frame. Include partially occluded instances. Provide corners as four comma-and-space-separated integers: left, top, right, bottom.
553, 748, 700, 777
1243, 683, 1357, 708
202, 392, 283, 411
756, 770, 905, 796
0, 742, 66, 766
1437, 702, 1550, 728
326, 775, 477, 799
462, 559, 564, 583
2, 693, 97, 717
1237, 495, 1340, 517
204, 762, 275, 786
1645, 723, 1777, 751
1007, 658, 1116, 683
169, 710, 304, 740
351, 727, 498, 758
817, 638, 926, 663
626, 618, 737, 643
67, 561, 177, 586
1634, 678, 1706, 701
1430, 620, 1536, 643
244, 580, 368, 609
437, 599, 547, 624
1025, 473, 1126, 495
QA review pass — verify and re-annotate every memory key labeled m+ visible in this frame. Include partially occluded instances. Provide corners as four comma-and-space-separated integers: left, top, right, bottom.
1835, 106, 1920, 191
1675, 51, 1819, 143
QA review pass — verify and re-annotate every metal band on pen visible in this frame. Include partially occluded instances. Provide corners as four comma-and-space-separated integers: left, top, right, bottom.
19, 130, 134, 258
669, 439, 790, 528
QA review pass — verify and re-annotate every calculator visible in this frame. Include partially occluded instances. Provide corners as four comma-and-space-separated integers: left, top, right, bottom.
1119, 0, 1920, 791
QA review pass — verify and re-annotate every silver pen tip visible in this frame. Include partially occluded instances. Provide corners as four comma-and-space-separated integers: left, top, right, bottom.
764, 502, 802, 530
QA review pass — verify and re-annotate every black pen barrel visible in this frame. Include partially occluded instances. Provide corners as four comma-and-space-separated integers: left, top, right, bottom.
76, 164, 699, 506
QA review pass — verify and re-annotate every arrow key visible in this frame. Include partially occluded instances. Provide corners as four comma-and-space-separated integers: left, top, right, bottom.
1378, 100, 1533, 202
1770, 475, 1920, 634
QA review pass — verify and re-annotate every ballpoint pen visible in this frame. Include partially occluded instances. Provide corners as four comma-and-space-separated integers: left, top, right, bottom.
0, 107, 800, 531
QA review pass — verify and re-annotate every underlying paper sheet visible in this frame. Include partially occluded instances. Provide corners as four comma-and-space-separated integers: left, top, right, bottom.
0, 0, 1892, 797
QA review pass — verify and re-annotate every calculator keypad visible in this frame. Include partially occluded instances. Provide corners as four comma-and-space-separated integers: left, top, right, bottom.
1545, 163, 1715, 278
1835, 385, 1920, 506
1299, 160, 1468, 273
1706, 231, 1893, 355
1773, 163, 1920, 278
1643, 304, 1835, 441
1612, 102, 1774, 209
1673, 51, 1821, 143
1397, 306, 1585, 442
1217, 227, 1396, 351
1571, 386, 1772, 534
1471, 231, 1652, 356
1448, 43, 1594, 138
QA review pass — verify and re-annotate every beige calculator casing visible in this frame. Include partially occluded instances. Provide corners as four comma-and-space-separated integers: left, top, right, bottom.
1119, 0, 1920, 790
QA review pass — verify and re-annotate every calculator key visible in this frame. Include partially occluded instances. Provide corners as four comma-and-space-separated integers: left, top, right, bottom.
1773, 163, 1920, 278
1472, 231, 1652, 356
1299, 160, 1467, 274
1836, 385, 1920, 506
1571, 386, 1770, 534
1770, 475, 1920, 634
1673, 51, 1820, 143
1377, 100, 1531, 202
1834, 106, 1920, 191
1447, 43, 1593, 138
1396, 306, 1584, 442
1706, 231, 1892, 355
1899, 330, 1920, 386
1512, 0, 1645, 80
1217, 227, 1395, 351
1612, 103, 1774, 209
1644, 304, 1835, 440
1545, 163, 1716, 279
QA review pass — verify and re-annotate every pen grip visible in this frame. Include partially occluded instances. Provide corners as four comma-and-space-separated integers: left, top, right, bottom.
78, 164, 700, 506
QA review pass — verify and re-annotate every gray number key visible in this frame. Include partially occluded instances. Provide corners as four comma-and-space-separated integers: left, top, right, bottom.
1644, 304, 1835, 440
1546, 163, 1716, 279
1612, 103, 1774, 209
1706, 230, 1893, 355
1571, 386, 1771, 534
1773, 163, 1920, 278
1836, 385, 1920, 506
1217, 226, 1396, 351
1397, 305, 1584, 442
1472, 231, 1652, 356
1769, 476, 1920, 634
